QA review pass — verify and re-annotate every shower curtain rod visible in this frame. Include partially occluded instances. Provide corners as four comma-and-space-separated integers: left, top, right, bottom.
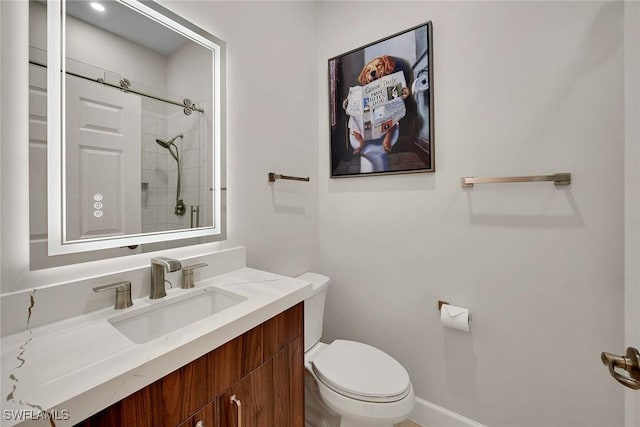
29, 60, 205, 115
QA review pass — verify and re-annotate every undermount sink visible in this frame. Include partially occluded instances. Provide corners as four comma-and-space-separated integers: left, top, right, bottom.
108, 286, 247, 344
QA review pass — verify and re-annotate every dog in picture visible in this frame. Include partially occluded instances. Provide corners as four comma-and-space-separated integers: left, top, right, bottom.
345, 55, 411, 154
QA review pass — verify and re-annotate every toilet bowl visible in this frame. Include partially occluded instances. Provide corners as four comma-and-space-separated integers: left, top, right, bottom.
299, 273, 415, 427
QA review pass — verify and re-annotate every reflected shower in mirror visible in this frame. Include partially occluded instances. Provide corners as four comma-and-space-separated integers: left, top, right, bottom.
155, 134, 186, 216
61, 0, 214, 240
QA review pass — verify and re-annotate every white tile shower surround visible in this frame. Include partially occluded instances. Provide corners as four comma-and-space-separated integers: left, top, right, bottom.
142, 111, 208, 233
141, 110, 170, 235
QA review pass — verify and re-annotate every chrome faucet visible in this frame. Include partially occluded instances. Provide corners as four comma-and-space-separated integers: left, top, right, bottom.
150, 257, 182, 299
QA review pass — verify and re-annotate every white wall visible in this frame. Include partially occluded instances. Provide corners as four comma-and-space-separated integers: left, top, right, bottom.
1, 1, 30, 292
316, 2, 625, 427
65, 11, 167, 98
159, 1, 320, 277
0, 0, 6, 301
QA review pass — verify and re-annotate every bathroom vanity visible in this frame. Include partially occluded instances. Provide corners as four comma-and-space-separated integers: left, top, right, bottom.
1, 266, 312, 427
76, 303, 303, 427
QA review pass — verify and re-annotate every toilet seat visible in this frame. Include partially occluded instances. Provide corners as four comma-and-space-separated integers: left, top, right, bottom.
311, 340, 411, 403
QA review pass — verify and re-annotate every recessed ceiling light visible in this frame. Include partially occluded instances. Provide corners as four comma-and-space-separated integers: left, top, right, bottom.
90, 2, 105, 12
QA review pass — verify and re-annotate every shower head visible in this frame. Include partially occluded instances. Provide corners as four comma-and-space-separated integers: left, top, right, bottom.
155, 134, 183, 148
155, 134, 183, 161
155, 138, 171, 149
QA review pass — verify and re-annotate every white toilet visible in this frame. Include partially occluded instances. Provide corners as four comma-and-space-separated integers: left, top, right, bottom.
299, 272, 415, 427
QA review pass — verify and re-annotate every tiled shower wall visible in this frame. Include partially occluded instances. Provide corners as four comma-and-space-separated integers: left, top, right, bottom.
141, 102, 207, 253
141, 110, 168, 235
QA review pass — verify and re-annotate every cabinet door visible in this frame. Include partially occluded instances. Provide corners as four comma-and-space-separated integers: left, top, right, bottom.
218, 337, 303, 427
218, 358, 274, 427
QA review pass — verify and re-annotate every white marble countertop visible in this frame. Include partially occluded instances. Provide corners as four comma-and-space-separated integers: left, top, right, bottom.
1, 268, 312, 427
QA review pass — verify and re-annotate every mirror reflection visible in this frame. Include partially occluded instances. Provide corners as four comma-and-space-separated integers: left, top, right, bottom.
62, 0, 214, 239
28, 0, 224, 268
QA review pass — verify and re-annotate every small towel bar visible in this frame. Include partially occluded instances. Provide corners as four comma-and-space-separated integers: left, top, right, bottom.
461, 173, 570, 188
268, 173, 310, 183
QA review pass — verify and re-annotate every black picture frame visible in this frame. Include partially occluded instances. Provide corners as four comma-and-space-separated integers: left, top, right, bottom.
328, 22, 434, 178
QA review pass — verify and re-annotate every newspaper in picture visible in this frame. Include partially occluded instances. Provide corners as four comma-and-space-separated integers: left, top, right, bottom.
346, 71, 407, 140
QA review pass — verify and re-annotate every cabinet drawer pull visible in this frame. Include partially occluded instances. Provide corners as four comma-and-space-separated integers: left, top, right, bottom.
230, 394, 242, 427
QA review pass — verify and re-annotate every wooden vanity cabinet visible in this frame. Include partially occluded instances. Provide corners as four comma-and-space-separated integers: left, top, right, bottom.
76, 303, 303, 427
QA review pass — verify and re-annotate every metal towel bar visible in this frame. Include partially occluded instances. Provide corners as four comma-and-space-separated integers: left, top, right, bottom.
461, 173, 570, 188
268, 172, 310, 183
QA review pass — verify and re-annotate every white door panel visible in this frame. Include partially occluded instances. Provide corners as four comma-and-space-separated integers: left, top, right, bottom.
78, 147, 124, 236
65, 75, 141, 241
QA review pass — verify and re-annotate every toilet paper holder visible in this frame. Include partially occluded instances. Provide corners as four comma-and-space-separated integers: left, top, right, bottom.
438, 300, 471, 321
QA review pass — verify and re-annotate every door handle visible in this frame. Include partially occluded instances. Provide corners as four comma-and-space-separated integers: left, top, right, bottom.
601, 347, 640, 390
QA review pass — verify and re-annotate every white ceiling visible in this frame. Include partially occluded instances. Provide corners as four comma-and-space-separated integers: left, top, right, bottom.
65, 0, 187, 56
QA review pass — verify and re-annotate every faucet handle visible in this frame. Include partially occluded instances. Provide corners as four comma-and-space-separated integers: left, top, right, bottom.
93, 281, 133, 309
181, 263, 208, 289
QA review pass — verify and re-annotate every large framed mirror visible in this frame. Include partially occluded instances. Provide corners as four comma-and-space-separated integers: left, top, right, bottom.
31, 0, 225, 259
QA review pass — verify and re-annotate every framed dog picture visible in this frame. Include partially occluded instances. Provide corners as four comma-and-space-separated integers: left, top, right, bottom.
328, 22, 434, 178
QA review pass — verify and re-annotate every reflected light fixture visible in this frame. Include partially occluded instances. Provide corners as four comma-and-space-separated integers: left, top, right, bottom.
90, 2, 105, 12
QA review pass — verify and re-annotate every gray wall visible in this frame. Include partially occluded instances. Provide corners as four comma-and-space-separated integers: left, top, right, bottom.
316, 2, 625, 426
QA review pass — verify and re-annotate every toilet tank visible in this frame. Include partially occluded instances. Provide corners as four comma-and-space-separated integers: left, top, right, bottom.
297, 272, 330, 352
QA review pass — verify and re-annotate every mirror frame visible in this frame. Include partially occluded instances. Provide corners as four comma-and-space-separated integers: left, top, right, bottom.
47, 0, 225, 255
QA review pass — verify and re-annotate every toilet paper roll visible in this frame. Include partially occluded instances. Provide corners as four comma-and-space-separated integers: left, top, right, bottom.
440, 304, 470, 332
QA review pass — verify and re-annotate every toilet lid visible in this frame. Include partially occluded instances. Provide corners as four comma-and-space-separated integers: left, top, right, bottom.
311, 340, 411, 402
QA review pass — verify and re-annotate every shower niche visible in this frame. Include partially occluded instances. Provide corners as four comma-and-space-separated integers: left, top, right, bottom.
28, 0, 226, 263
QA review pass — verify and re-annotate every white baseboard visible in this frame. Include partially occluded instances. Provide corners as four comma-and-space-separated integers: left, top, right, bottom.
409, 397, 487, 427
